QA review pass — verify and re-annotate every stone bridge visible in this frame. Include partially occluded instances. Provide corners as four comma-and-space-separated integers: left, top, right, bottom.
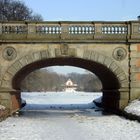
0, 21, 140, 114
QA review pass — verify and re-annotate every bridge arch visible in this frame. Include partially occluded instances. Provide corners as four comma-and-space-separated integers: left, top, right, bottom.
12, 57, 120, 90
1, 49, 129, 112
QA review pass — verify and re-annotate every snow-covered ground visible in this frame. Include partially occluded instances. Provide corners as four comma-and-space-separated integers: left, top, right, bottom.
22, 92, 102, 110
0, 92, 140, 140
125, 99, 140, 116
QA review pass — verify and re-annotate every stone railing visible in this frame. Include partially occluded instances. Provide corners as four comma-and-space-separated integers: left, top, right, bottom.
0, 21, 140, 42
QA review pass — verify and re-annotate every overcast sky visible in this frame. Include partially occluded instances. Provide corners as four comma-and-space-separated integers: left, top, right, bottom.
23, 0, 140, 74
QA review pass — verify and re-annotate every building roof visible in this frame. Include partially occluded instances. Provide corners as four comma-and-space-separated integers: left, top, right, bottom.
65, 79, 77, 87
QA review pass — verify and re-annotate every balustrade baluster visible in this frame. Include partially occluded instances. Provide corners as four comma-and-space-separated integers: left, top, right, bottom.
82, 26, 85, 34
54, 26, 57, 34
124, 27, 126, 34
75, 26, 77, 34
79, 26, 81, 34
102, 27, 105, 34
105, 27, 107, 34
77, 26, 79, 34
43, 26, 45, 33
52, 27, 55, 34
117, 27, 119, 34
87, 26, 89, 34
57, 26, 59, 34
89, 26, 92, 34
85, 27, 87, 34
71, 26, 73, 34
112, 26, 115, 34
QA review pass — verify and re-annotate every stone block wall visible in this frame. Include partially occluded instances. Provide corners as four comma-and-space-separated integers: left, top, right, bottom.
130, 44, 140, 100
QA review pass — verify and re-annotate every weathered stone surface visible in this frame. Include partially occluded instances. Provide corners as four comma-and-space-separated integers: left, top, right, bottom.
121, 82, 129, 88
3, 72, 12, 81
97, 54, 105, 64
119, 91, 129, 100
0, 92, 11, 100
68, 48, 76, 57
114, 67, 124, 75
33, 52, 41, 61
83, 50, 91, 60
119, 99, 129, 110
2, 47, 17, 61
90, 51, 96, 60
25, 55, 33, 64
130, 88, 140, 100
130, 66, 140, 73
40, 50, 50, 59
117, 73, 127, 81
109, 62, 119, 72
93, 52, 99, 62
131, 52, 140, 57
131, 82, 140, 88
7, 66, 17, 76
19, 57, 28, 67
113, 47, 127, 61
1, 81, 11, 88
103, 57, 113, 67
55, 45, 76, 57
0, 99, 10, 108
13, 61, 23, 71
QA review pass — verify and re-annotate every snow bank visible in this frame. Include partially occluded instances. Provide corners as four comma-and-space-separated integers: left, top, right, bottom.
124, 99, 140, 116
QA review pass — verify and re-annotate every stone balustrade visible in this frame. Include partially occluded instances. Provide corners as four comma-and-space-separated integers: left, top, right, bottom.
0, 21, 140, 42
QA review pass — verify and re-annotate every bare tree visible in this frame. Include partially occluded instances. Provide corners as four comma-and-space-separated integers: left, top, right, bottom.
21, 69, 102, 92
0, 0, 43, 21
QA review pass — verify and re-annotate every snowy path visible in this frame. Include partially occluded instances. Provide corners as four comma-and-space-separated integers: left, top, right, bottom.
0, 92, 140, 140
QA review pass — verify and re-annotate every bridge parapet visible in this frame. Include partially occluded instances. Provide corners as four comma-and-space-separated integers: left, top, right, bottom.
0, 21, 140, 42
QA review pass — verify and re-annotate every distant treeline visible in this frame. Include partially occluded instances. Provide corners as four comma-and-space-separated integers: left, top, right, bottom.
21, 69, 102, 92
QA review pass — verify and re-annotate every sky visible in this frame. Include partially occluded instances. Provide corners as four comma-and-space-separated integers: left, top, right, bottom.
46, 66, 87, 75
23, 0, 140, 21
23, 0, 140, 74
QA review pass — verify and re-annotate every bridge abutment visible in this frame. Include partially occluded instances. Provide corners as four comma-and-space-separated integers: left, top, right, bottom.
118, 90, 130, 110
102, 89, 129, 110
0, 89, 21, 114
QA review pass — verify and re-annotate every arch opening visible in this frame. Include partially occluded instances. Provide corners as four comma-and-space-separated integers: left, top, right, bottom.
21, 66, 102, 92
10, 57, 123, 111
12, 57, 121, 90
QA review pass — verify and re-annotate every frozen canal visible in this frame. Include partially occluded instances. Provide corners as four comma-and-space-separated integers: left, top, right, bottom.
0, 92, 140, 140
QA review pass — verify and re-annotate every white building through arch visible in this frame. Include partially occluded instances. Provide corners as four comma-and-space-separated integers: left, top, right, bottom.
63, 79, 77, 92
